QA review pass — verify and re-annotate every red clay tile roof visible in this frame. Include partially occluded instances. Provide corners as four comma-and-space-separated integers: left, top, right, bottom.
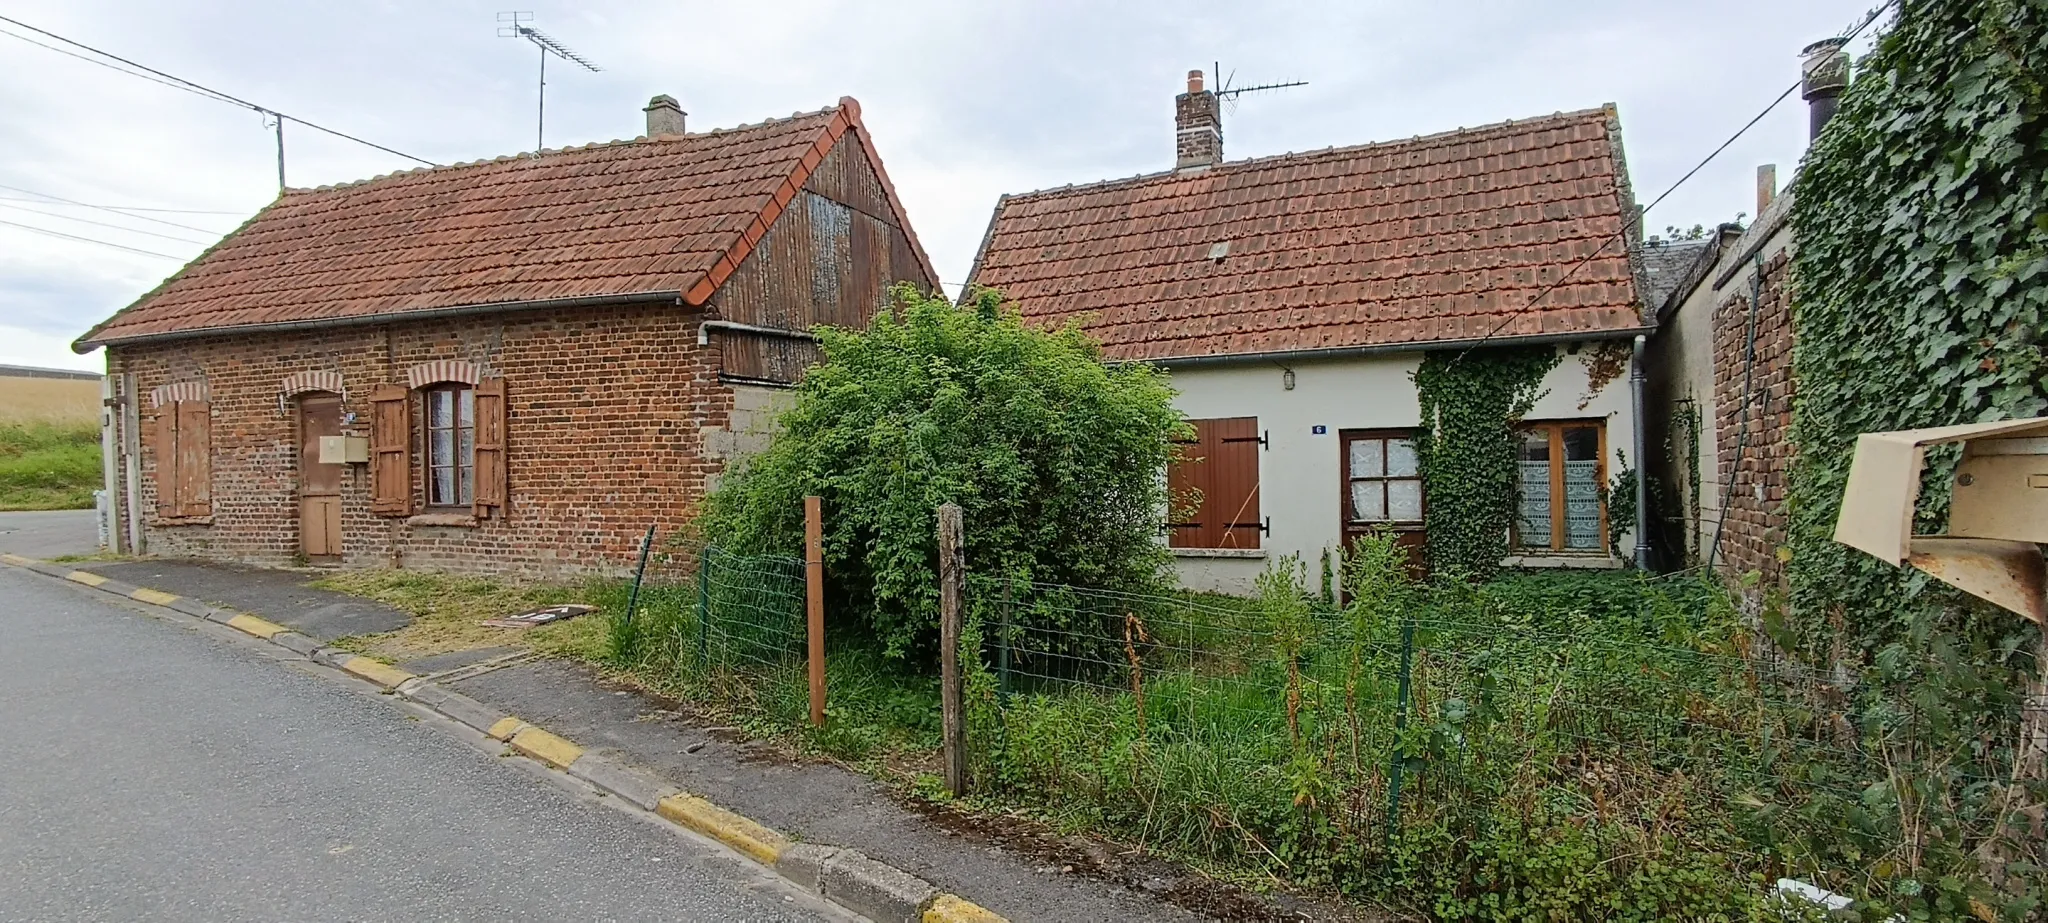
965, 107, 1645, 362
77, 97, 934, 349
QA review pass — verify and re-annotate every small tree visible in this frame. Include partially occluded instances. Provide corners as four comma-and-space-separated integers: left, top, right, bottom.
699, 285, 1186, 659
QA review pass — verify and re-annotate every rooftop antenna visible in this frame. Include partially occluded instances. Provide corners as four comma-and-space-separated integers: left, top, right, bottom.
497, 12, 602, 152
1212, 59, 1307, 115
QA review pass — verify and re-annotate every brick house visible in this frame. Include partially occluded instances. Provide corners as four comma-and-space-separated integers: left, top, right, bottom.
965, 70, 1654, 594
1641, 38, 1849, 582
75, 96, 935, 574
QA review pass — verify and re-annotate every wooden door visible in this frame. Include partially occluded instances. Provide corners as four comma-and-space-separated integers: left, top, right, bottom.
1340, 429, 1427, 579
298, 395, 344, 564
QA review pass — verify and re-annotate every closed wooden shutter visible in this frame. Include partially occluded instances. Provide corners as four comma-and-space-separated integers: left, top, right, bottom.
154, 403, 179, 519
369, 384, 413, 516
1167, 417, 1262, 549
175, 400, 212, 517
472, 377, 507, 519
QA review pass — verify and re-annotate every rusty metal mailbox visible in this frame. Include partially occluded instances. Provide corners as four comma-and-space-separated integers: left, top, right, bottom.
1834, 416, 2048, 624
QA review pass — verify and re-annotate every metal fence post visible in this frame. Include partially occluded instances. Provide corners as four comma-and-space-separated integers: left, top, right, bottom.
1386, 614, 1416, 842
622, 526, 656, 653
997, 577, 1013, 702
695, 551, 712, 668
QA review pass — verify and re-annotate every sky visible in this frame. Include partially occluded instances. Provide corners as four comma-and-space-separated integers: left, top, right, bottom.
0, 0, 1886, 374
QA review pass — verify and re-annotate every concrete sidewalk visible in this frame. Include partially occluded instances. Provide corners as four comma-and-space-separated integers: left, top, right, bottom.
24, 555, 1363, 923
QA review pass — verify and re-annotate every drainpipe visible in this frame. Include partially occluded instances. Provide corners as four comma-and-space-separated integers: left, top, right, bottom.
1631, 334, 1651, 570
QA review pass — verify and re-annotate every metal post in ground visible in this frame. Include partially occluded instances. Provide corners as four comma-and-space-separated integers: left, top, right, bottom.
623, 526, 656, 644
804, 495, 827, 728
937, 503, 967, 797
1386, 614, 1416, 843
695, 552, 712, 668
997, 577, 1012, 702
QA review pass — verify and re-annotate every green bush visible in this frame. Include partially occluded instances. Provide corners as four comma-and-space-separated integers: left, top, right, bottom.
0, 421, 101, 510
698, 285, 1185, 660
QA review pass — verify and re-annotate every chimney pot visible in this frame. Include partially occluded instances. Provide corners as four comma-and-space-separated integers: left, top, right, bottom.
1757, 163, 1778, 214
1800, 38, 1849, 140
1175, 69, 1222, 171
644, 94, 687, 137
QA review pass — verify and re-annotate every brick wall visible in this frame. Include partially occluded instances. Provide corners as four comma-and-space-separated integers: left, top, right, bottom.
1710, 249, 1795, 583
107, 301, 735, 576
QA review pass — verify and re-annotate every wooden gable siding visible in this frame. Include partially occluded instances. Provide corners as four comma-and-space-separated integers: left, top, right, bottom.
710, 135, 933, 384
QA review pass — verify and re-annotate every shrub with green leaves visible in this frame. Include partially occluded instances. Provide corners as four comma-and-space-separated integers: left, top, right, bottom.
698, 285, 1185, 659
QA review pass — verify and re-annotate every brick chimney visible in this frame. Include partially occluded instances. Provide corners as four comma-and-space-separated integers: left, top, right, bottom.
644, 94, 687, 137
1800, 38, 1849, 140
1175, 70, 1222, 170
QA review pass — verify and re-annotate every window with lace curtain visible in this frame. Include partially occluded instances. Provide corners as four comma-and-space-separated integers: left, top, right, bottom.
1514, 420, 1607, 553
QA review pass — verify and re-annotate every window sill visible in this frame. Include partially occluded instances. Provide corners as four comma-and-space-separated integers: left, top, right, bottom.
408, 512, 479, 529
151, 516, 214, 527
1172, 547, 1267, 559
1502, 552, 1621, 570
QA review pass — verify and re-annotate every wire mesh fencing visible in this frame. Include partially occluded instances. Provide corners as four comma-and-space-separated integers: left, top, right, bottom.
958, 568, 2036, 901
606, 540, 808, 716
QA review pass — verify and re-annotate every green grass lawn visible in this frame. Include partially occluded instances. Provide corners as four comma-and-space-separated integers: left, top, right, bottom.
0, 422, 102, 510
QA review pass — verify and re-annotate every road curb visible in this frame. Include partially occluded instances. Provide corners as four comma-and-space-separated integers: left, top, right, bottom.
0, 553, 1009, 923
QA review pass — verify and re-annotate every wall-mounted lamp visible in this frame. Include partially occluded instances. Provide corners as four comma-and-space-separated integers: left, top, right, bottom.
1282, 368, 1296, 391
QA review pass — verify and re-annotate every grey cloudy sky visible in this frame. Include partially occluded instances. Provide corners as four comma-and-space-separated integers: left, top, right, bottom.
0, 0, 1882, 373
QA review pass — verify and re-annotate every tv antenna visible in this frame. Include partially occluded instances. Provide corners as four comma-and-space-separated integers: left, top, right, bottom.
1212, 60, 1307, 114
498, 12, 602, 152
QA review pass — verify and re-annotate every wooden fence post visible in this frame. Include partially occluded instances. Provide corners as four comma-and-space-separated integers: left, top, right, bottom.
937, 502, 967, 797
805, 495, 827, 729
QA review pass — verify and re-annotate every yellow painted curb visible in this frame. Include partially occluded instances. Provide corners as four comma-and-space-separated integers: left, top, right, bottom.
130, 587, 180, 606
66, 570, 108, 587
487, 716, 527, 741
0, 553, 30, 565
338, 656, 415, 689
509, 726, 584, 769
224, 613, 288, 639
924, 894, 1008, 923
655, 794, 790, 866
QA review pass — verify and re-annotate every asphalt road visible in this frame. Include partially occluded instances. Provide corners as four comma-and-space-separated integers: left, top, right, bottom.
0, 566, 845, 922
0, 509, 97, 558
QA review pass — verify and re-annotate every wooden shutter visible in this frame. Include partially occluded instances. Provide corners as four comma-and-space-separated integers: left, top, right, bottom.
154, 403, 180, 519
176, 400, 212, 517
369, 384, 413, 517
1208, 417, 1263, 549
1166, 426, 1205, 548
472, 377, 507, 519
1168, 417, 1262, 549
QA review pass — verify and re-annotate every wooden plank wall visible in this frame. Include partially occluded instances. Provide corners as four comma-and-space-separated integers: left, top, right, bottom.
711, 135, 933, 384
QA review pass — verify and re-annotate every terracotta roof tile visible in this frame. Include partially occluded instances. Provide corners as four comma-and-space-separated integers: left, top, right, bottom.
79, 98, 935, 348
966, 108, 1644, 361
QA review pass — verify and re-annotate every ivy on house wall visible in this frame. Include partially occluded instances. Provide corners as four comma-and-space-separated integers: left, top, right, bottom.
1786, 0, 2048, 914
1413, 347, 1560, 580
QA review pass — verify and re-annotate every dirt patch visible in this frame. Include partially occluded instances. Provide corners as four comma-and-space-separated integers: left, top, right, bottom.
312, 570, 599, 662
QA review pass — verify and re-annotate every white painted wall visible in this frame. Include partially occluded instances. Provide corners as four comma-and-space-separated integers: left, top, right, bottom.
1166, 343, 1638, 594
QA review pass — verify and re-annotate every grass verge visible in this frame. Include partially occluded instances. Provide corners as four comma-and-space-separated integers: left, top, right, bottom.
0, 422, 100, 510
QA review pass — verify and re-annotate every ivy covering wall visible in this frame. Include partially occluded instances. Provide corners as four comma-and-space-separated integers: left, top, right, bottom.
1786, 0, 2047, 914
1413, 347, 1560, 580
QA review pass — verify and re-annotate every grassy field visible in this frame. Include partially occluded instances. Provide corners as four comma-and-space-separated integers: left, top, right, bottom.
0, 422, 101, 510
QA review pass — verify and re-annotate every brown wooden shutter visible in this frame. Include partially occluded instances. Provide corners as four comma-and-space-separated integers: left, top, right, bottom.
1166, 424, 1206, 549
472, 377, 507, 519
1167, 417, 1262, 549
176, 400, 212, 517
1209, 417, 1262, 550
369, 384, 413, 516
154, 403, 179, 519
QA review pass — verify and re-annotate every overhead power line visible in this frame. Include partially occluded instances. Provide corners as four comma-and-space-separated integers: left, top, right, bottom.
1441, 0, 1899, 366
0, 195, 243, 215
0, 183, 226, 235
0, 217, 186, 260
0, 14, 439, 168
0, 201, 214, 244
